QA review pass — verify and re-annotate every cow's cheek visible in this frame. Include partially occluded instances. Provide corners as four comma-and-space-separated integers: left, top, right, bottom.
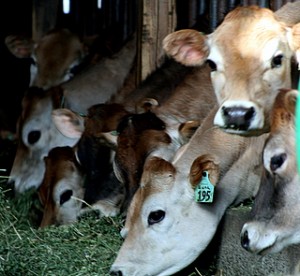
210, 71, 226, 104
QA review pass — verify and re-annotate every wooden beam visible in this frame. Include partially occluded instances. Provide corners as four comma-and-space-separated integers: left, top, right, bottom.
32, 0, 60, 41
138, 0, 177, 82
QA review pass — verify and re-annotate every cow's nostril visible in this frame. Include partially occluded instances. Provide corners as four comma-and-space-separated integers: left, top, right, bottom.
241, 230, 250, 250
245, 106, 255, 121
110, 270, 123, 276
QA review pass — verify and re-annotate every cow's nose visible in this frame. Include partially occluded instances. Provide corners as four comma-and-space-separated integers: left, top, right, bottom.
110, 270, 123, 276
241, 230, 250, 250
222, 106, 255, 130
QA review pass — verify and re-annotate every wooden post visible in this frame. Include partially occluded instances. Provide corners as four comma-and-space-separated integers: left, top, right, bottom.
138, 0, 177, 83
32, 0, 60, 41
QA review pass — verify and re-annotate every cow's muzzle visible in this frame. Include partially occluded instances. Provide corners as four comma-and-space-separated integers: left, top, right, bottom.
214, 101, 264, 134
221, 106, 255, 131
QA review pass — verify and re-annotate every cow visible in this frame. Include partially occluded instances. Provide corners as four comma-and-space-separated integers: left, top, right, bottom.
38, 146, 85, 227
240, 89, 300, 256
38, 103, 130, 227
9, 35, 136, 194
110, 105, 268, 276
5, 28, 87, 89
4, 27, 127, 90
112, 60, 216, 212
113, 109, 174, 212
162, 2, 300, 136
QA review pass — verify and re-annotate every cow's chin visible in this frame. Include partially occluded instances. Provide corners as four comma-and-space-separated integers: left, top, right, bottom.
218, 126, 267, 137
256, 240, 293, 256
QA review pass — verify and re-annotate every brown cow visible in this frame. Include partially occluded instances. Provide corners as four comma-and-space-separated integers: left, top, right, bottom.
163, 3, 300, 136
240, 89, 300, 256
110, 56, 216, 212
5, 29, 87, 89
38, 146, 85, 227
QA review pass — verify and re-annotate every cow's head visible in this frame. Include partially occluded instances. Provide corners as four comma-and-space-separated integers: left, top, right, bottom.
53, 104, 131, 216
113, 98, 202, 212
9, 86, 83, 193
241, 89, 300, 255
5, 29, 86, 89
38, 146, 85, 227
113, 110, 170, 209
110, 155, 222, 276
163, 4, 300, 136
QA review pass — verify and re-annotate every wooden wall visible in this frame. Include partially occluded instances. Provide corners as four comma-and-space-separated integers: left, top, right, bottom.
137, 0, 177, 82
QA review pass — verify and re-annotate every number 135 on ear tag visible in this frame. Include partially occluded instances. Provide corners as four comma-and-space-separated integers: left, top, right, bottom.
194, 171, 214, 203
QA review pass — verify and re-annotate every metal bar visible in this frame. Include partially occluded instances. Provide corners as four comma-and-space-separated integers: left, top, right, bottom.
209, 0, 219, 31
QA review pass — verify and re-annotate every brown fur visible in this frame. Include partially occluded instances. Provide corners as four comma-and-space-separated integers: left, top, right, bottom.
38, 146, 84, 227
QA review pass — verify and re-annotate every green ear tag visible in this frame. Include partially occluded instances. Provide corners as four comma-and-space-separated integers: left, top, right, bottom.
194, 171, 214, 203
110, 130, 119, 136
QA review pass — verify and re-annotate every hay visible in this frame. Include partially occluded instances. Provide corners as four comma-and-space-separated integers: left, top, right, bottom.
0, 180, 124, 276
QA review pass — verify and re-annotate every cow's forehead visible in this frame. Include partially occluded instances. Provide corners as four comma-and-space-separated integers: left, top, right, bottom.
126, 161, 177, 227
210, 7, 286, 60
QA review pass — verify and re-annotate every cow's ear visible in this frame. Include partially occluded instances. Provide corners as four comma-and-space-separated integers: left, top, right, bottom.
163, 29, 209, 66
52, 108, 85, 138
136, 98, 159, 113
141, 157, 176, 189
179, 120, 201, 143
284, 89, 298, 115
189, 154, 219, 189
4, 34, 34, 58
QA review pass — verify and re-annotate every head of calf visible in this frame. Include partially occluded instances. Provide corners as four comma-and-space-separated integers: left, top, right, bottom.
9, 86, 82, 194
110, 155, 224, 276
113, 110, 171, 212
38, 146, 85, 227
163, 4, 300, 136
241, 89, 300, 255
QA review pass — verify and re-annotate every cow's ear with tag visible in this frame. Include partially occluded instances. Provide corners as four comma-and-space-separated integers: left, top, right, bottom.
52, 108, 85, 138
189, 154, 219, 189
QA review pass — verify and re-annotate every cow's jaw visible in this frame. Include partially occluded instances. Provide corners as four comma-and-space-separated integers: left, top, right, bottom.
241, 174, 300, 255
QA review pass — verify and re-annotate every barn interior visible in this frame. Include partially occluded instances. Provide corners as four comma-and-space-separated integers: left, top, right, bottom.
0, 1, 299, 275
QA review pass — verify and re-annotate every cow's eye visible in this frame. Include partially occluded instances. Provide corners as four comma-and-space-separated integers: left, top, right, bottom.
148, 210, 165, 225
28, 130, 41, 144
206, 59, 217, 71
60, 189, 73, 205
270, 153, 287, 172
271, 54, 283, 68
